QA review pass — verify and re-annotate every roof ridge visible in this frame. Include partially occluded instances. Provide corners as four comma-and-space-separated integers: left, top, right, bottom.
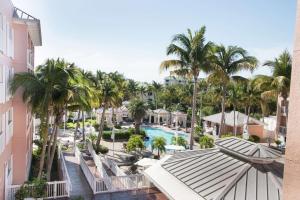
214, 163, 252, 200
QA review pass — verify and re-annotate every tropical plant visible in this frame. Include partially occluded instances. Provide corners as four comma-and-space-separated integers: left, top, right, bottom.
256, 50, 292, 136
171, 136, 187, 148
152, 136, 166, 158
208, 45, 257, 136
126, 135, 145, 154
128, 98, 147, 134
95, 72, 123, 148
199, 135, 214, 149
160, 27, 214, 149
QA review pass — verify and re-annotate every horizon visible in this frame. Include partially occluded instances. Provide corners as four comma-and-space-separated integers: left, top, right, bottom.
12, 0, 297, 83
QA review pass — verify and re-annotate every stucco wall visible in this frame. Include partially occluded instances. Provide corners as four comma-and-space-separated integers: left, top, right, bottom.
283, 0, 300, 199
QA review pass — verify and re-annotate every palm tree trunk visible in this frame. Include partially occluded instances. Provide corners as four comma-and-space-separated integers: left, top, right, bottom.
233, 105, 237, 136
190, 77, 198, 150
82, 110, 85, 141
220, 86, 226, 137
246, 106, 251, 133
46, 111, 63, 181
37, 113, 50, 179
74, 110, 81, 151
275, 95, 282, 140
96, 105, 106, 148
46, 124, 56, 167
135, 120, 140, 134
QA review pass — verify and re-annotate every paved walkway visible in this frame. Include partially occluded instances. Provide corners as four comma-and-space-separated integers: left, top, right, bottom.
64, 153, 93, 200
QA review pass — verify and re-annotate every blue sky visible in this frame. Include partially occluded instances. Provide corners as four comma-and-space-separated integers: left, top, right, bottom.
13, 0, 297, 82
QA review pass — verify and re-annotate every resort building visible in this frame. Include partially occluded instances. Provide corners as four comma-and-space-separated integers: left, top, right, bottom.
283, 0, 300, 199
146, 109, 187, 128
96, 106, 131, 126
202, 111, 265, 139
0, 0, 42, 199
145, 137, 283, 200
164, 75, 187, 86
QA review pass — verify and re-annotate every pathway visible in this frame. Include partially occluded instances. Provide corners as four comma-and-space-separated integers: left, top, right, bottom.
63, 153, 93, 200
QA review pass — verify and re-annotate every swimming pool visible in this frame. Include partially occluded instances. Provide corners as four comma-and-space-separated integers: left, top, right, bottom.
143, 127, 188, 148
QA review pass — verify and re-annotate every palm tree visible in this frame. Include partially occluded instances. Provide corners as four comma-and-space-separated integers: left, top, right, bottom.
209, 45, 258, 136
256, 50, 292, 137
45, 59, 81, 180
10, 70, 49, 179
152, 137, 166, 159
151, 81, 163, 109
160, 27, 214, 149
95, 72, 121, 148
227, 81, 244, 136
128, 98, 147, 134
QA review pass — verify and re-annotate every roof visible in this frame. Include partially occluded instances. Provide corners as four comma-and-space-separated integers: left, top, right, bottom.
172, 111, 187, 116
13, 7, 42, 46
153, 109, 169, 114
144, 139, 283, 200
135, 158, 158, 168
202, 111, 264, 127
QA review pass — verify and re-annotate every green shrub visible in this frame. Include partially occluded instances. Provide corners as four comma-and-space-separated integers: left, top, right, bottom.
114, 124, 122, 129
199, 135, 214, 149
93, 144, 109, 154
15, 178, 47, 199
248, 135, 260, 143
77, 143, 85, 150
102, 130, 131, 141
128, 127, 135, 135
275, 140, 282, 146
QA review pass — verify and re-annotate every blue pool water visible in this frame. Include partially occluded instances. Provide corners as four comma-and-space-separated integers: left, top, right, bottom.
143, 127, 188, 148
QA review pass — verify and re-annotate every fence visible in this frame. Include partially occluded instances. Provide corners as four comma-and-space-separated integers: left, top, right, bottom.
101, 156, 126, 176
6, 181, 69, 200
6, 147, 71, 200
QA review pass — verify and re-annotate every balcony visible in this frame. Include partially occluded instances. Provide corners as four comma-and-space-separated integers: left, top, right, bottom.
27, 49, 34, 68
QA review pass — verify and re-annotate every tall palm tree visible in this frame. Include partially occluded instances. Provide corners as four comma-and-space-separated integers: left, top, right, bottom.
209, 45, 258, 136
160, 27, 214, 149
128, 98, 147, 134
227, 81, 244, 136
256, 50, 292, 137
45, 59, 81, 180
95, 72, 122, 148
10, 70, 49, 179
151, 81, 163, 109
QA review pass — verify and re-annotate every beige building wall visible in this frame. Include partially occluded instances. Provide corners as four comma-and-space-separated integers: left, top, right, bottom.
283, 0, 300, 199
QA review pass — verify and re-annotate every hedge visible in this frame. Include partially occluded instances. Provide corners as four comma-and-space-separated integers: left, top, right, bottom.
102, 130, 131, 141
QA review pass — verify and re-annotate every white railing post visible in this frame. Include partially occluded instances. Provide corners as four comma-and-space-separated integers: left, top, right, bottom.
53, 181, 57, 198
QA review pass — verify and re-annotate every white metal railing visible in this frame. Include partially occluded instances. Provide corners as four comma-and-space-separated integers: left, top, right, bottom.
6, 181, 69, 200
58, 146, 72, 192
101, 156, 126, 176
76, 143, 150, 195
87, 142, 112, 190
